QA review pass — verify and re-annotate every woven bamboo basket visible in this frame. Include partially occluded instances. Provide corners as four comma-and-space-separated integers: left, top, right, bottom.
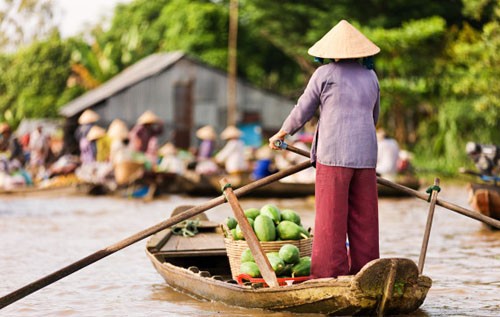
114, 161, 144, 185
223, 237, 313, 279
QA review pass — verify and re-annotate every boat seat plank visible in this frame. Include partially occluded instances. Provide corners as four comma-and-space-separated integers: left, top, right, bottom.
160, 233, 226, 252
146, 229, 172, 251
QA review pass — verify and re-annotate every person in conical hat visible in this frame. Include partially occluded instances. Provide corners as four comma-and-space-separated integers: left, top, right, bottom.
75, 110, 100, 164
158, 142, 177, 157
375, 128, 400, 180
129, 110, 164, 166
307, 20, 380, 60
157, 142, 185, 175
136, 110, 162, 125
220, 125, 242, 140
195, 125, 217, 161
268, 20, 381, 279
86, 126, 106, 142
107, 119, 129, 141
196, 125, 216, 141
215, 126, 248, 174
86, 126, 110, 162
107, 119, 129, 164
78, 109, 100, 125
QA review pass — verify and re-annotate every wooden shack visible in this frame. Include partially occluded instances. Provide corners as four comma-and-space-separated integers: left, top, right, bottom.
59, 51, 294, 151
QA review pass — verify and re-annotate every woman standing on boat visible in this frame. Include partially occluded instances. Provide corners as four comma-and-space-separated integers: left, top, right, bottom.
269, 20, 381, 278
75, 109, 100, 164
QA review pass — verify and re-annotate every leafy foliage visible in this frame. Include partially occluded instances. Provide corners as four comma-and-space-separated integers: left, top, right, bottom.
0, 33, 72, 124
414, 1, 500, 173
0, 0, 498, 176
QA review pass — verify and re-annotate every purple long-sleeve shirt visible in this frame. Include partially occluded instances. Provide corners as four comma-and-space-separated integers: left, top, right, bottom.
282, 60, 380, 168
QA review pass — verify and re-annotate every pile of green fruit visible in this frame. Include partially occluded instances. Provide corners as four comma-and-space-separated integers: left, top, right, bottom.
239, 244, 311, 278
225, 204, 311, 241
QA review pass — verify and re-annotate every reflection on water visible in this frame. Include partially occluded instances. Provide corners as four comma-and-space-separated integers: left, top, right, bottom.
0, 184, 498, 316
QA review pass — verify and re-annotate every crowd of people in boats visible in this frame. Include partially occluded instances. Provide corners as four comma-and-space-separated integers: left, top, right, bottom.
0, 108, 413, 192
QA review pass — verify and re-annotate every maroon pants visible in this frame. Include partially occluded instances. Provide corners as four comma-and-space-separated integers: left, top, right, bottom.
311, 163, 379, 278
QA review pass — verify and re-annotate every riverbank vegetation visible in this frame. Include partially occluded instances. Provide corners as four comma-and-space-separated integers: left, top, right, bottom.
0, 0, 498, 176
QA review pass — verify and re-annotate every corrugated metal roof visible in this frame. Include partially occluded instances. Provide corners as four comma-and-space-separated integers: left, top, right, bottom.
59, 51, 185, 117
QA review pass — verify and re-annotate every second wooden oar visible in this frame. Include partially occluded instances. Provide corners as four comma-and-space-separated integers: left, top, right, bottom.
0, 160, 312, 309
275, 140, 500, 229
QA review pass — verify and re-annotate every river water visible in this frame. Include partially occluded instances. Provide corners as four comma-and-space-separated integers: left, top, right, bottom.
0, 184, 499, 316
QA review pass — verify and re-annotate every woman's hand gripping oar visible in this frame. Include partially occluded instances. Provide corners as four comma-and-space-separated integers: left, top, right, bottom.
274, 140, 500, 229
0, 160, 312, 309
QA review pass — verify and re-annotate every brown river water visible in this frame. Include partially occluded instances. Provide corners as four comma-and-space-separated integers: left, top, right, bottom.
0, 184, 499, 316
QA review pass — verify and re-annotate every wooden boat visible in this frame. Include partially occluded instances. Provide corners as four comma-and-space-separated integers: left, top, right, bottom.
0, 184, 78, 196
467, 182, 500, 229
146, 208, 432, 315
0, 173, 81, 196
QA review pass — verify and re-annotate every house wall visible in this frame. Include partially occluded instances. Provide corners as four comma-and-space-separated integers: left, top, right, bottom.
89, 58, 294, 148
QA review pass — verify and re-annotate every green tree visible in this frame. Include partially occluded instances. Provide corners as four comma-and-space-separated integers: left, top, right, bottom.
0, 33, 72, 126
369, 17, 447, 145
414, 0, 500, 173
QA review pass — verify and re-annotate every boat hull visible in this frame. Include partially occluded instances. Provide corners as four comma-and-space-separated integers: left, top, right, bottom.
147, 251, 431, 315
468, 183, 500, 229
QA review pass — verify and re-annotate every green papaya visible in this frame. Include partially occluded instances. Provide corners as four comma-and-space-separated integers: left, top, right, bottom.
230, 228, 238, 240
260, 204, 281, 224
253, 215, 276, 241
278, 263, 294, 277
266, 252, 285, 274
247, 217, 255, 229
291, 256, 311, 277
277, 221, 303, 240
281, 209, 301, 225
244, 208, 260, 220
240, 248, 254, 263
234, 225, 245, 240
226, 216, 237, 230
240, 262, 261, 278
278, 244, 300, 264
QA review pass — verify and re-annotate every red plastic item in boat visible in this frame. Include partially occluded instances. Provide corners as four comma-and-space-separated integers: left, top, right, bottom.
236, 274, 311, 286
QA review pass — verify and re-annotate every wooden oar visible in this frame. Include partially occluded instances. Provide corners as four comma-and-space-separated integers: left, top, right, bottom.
0, 160, 312, 309
274, 140, 500, 229
220, 178, 279, 287
418, 178, 440, 274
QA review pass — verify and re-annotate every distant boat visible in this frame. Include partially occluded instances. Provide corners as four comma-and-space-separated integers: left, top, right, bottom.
176, 171, 420, 198
467, 182, 500, 230
459, 169, 500, 230
176, 171, 316, 198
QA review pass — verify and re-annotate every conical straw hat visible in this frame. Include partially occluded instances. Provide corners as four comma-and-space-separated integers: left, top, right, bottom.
107, 119, 129, 140
256, 146, 274, 160
220, 125, 242, 140
196, 125, 217, 140
158, 142, 177, 156
137, 110, 162, 125
78, 109, 100, 125
308, 20, 380, 59
86, 126, 106, 141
